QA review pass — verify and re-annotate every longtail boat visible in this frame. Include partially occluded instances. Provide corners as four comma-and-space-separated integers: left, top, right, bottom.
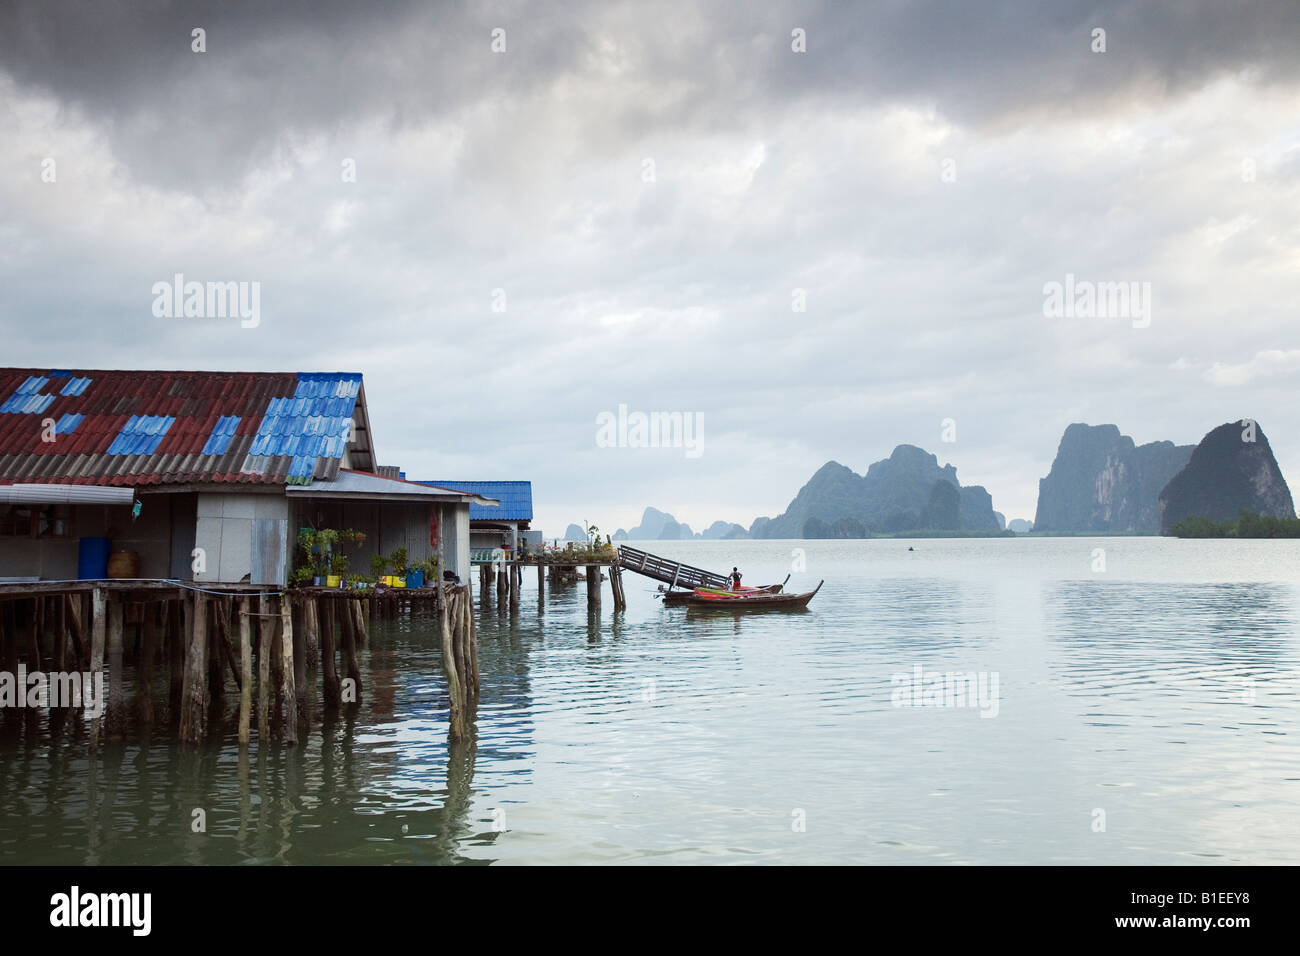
669, 580, 823, 610
659, 582, 782, 605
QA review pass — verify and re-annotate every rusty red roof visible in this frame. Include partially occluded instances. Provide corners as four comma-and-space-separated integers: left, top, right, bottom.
0, 368, 367, 487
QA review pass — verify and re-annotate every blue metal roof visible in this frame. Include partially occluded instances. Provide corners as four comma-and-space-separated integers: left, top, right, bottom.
419, 480, 532, 521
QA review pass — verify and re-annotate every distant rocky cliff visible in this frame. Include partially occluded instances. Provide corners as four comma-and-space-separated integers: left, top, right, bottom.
754, 445, 1001, 537
1034, 424, 1193, 532
1159, 421, 1295, 532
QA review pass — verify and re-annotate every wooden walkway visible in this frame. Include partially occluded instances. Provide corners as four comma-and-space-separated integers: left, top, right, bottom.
614, 545, 730, 591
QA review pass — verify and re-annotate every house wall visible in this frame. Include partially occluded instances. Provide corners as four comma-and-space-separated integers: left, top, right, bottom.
443, 503, 470, 581
0, 500, 170, 581
194, 492, 289, 586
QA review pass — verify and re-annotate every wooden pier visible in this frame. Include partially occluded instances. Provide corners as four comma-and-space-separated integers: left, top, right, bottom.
476, 551, 628, 613
0, 545, 698, 750
0, 578, 480, 746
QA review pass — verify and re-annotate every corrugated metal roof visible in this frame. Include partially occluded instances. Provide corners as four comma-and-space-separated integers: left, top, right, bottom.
0, 368, 366, 488
289, 469, 496, 503
419, 480, 532, 520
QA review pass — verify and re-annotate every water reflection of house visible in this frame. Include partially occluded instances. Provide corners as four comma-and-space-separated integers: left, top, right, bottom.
0, 368, 488, 585
416, 481, 535, 560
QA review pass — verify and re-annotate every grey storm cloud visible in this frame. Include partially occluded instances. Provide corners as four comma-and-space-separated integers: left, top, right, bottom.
3, 0, 1298, 191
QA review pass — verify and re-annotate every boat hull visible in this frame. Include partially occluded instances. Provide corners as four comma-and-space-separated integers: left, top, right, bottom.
670, 581, 823, 610
661, 583, 782, 605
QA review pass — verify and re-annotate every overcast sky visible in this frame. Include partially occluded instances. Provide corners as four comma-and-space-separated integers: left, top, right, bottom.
2, 0, 1298, 534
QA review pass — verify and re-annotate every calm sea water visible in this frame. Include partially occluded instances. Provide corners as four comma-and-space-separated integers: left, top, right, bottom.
2, 537, 1298, 865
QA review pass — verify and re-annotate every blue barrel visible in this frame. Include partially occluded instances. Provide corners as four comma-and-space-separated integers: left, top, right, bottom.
77, 537, 111, 580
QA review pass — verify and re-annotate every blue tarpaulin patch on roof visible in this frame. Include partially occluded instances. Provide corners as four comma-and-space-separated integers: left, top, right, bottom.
15, 376, 49, 395
59, 377, 92, 397
244, 373, 361, 482
107, 415, 176, 455
202, 415, 241, 455
0, 376, 57, 414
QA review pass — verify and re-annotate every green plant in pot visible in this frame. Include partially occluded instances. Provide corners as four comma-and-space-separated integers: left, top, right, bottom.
330, 553, 350, 587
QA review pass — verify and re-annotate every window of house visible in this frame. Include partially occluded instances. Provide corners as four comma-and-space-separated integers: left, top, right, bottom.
0, 504, 72, 538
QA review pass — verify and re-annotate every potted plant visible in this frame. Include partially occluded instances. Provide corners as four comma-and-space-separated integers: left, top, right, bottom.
416, 555, 439, 588
405, 553, 437, 589
297, 527, 366, 587
328, 552, 350, 588
386, 547, 409, 588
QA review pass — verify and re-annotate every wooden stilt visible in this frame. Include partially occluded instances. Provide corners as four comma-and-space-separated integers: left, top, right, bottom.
179, 592, 209, 743
138, 603, 157, 724
351, 599, 368, 648
269, 600, 285, 722
339, 595, 360, 703
88, 589, 107, 745
320, 598, 340, 709
52, 595, 67, 672
303, 597, 320, 668
586, 565, 600, 610
440, 585, 465, 741
238, 597, 253, 745
214, 597, 242, 692
509, 565, 520, 610
257, 593, 272, 742
28, 597, 43, 672
463, 584, 479, 700
292, 598, 307, 720
64, 594, 85, 672
168, 600, 184, 724
206, 599, 225, 710
278, 596, 297, 744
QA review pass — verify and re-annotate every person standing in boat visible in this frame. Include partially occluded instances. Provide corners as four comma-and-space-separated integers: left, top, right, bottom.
730, 567, 743, 590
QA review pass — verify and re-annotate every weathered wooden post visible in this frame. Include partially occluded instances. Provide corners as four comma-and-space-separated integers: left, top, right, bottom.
179, 591, 209, 743
257, 593, 273, 742
440, 584, 466, 740
303, 597, 320, 668
338, 594, 360, 704
238, 597, 253, 745
278, 595, 297, 744
29, 597, 43, 672
351, 599, 368, 648
292, 598, 308, 721
64, 594, 86, 673
138, 602, 157, 723
89, 588, 107, 746
509, 563, 520, 610
586, 565, 600, 611
51, 595, 66, 672
610, 561, 626, 611
320, 598, 341, 709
